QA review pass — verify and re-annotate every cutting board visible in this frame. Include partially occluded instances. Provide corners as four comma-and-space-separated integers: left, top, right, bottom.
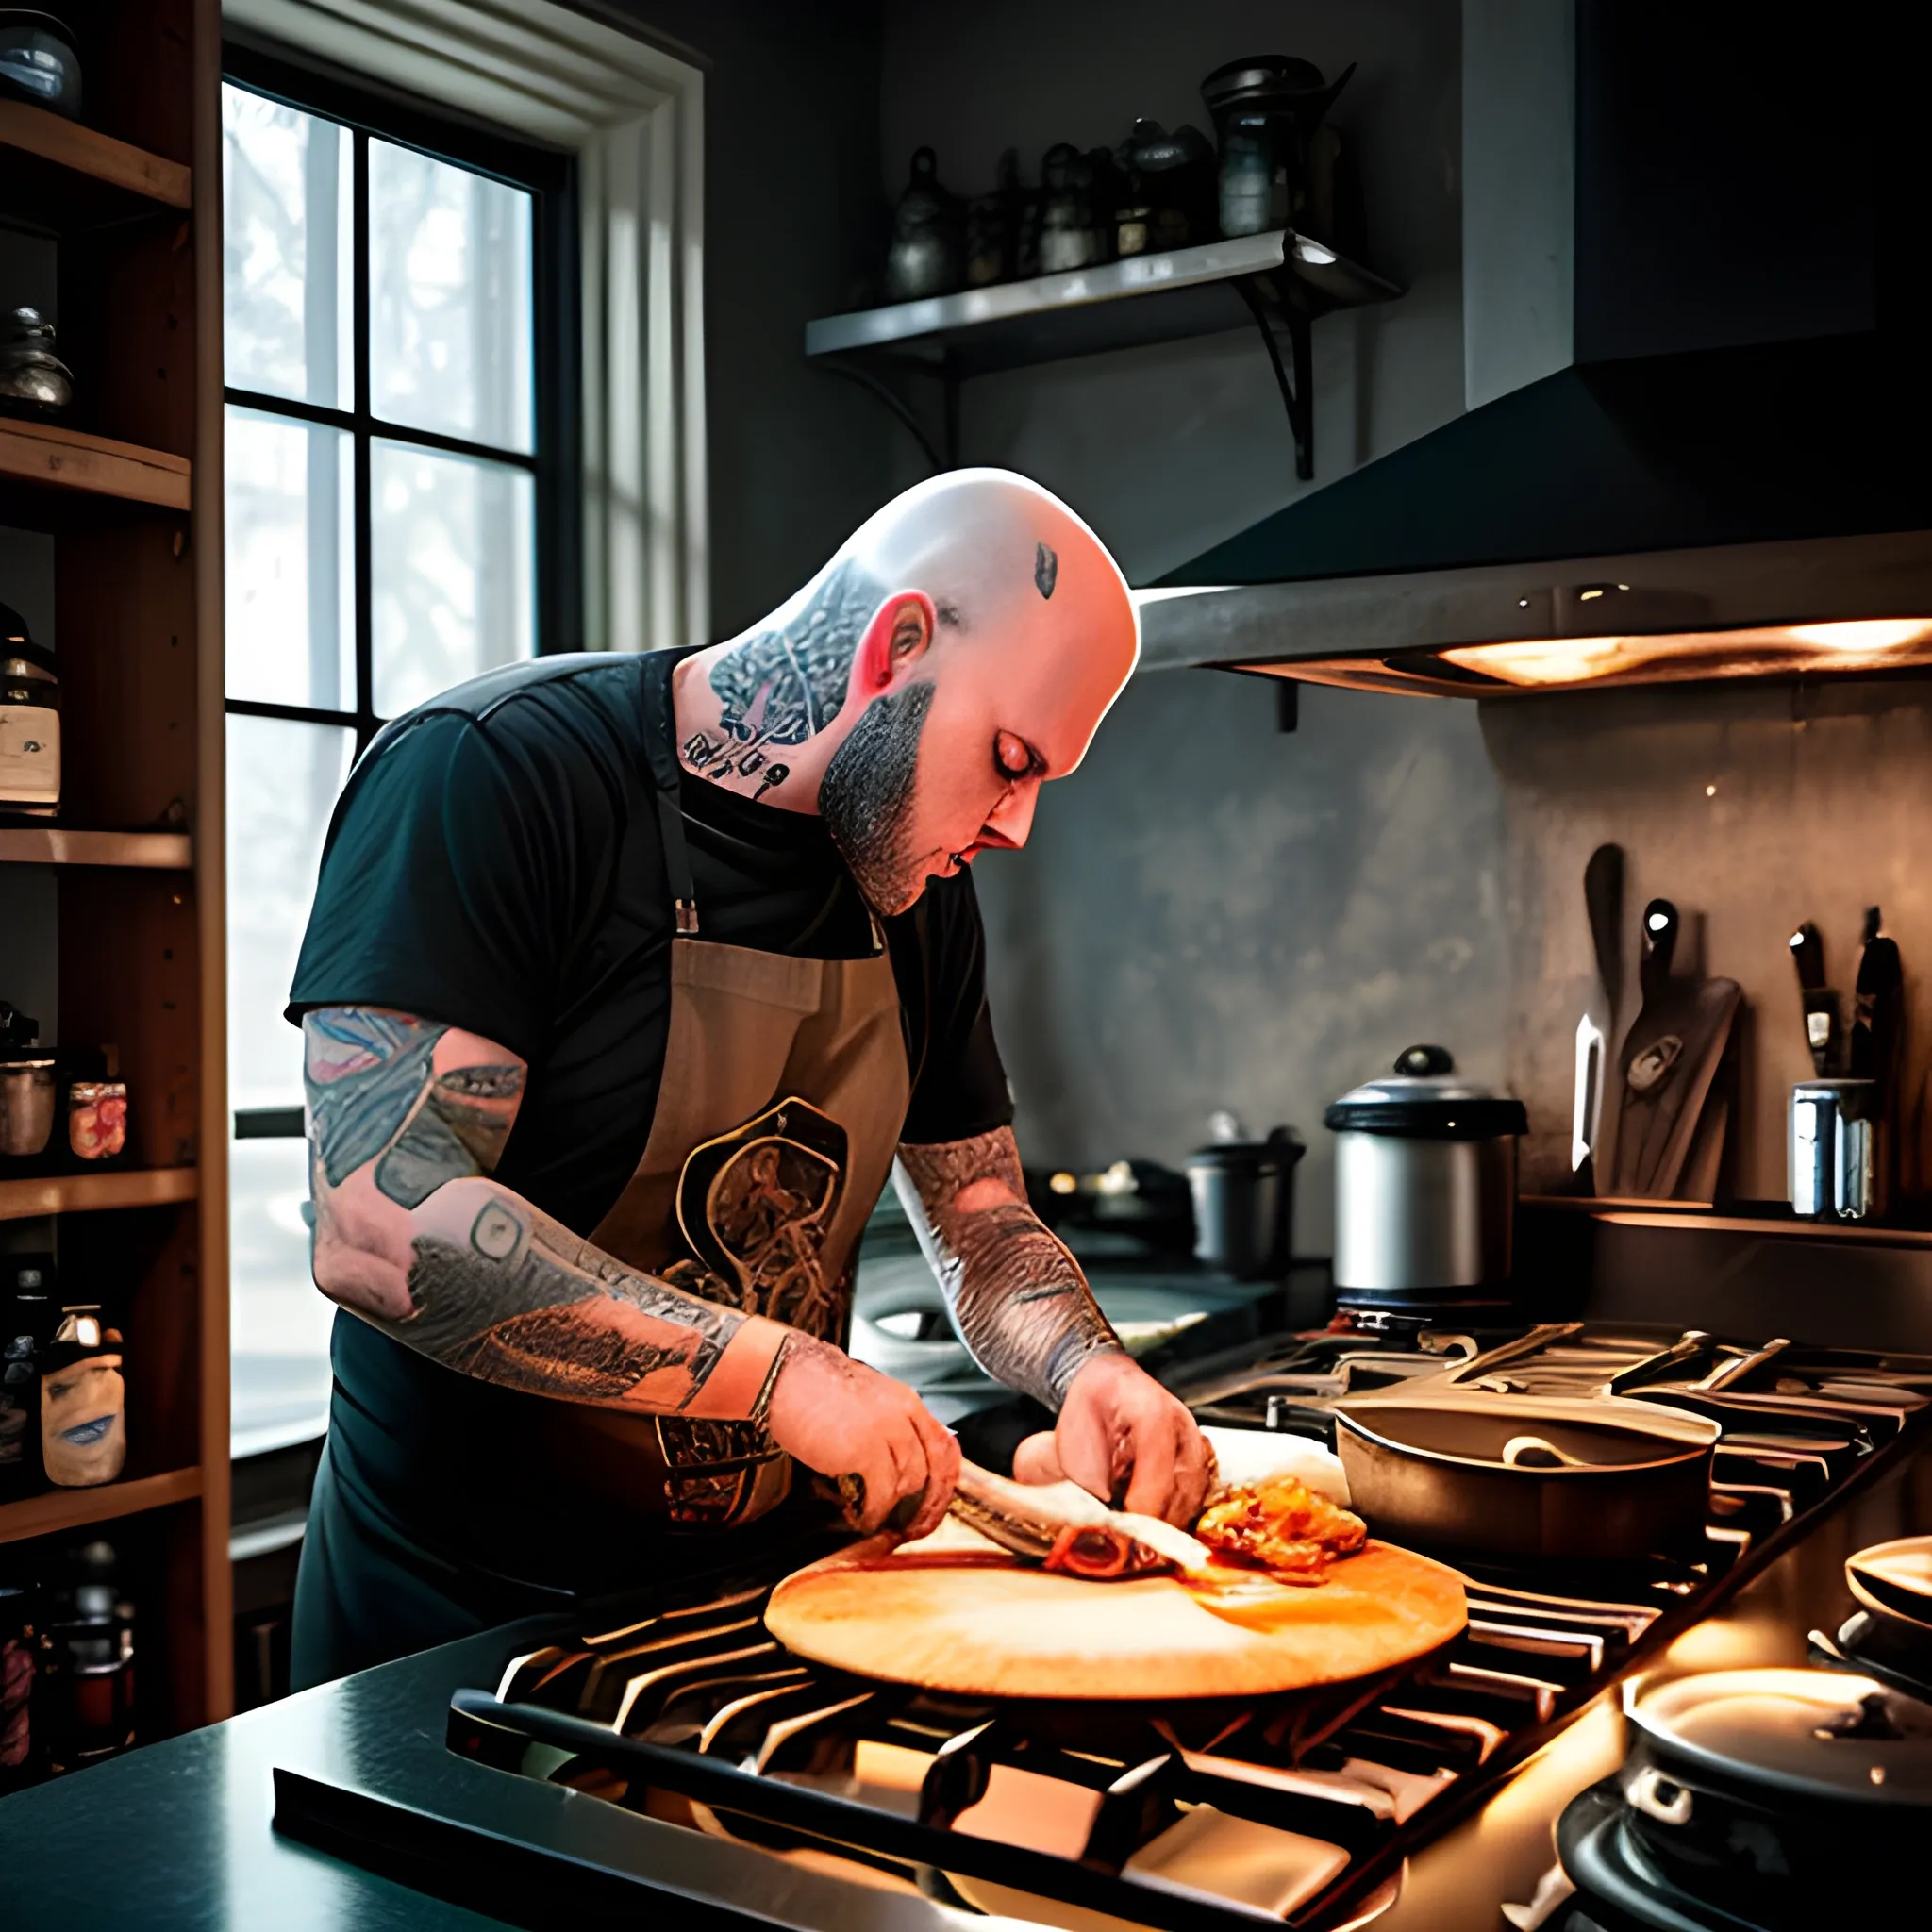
764, 1521, 1467, 1702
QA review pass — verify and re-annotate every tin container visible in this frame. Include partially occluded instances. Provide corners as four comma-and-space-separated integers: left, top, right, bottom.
1790, 1077, 1885, 1222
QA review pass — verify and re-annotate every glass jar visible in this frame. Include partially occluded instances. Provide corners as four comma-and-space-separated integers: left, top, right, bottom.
67, 1080, 126, 1163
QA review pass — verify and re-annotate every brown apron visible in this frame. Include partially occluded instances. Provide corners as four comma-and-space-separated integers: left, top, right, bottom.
545, 651, 909, 1529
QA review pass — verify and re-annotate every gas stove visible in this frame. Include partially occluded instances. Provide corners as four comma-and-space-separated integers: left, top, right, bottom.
272, 1323, 1932, 1931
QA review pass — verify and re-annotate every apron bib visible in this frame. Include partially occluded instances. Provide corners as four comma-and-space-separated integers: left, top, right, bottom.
508, 650, 909, 1530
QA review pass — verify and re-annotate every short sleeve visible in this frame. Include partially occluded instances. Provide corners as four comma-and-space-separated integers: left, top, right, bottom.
892, 871, 1014, 1146
287, 708, 608, 1060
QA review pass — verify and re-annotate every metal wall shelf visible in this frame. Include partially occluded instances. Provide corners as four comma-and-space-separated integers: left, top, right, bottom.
806, 229, 1401, 477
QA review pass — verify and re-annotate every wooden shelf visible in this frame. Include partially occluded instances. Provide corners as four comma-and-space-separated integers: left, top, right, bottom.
0, 824, 192, 867
0, 1467, 203, 1547
0, 1167, 197, 1223
0, 98, 192, 224
1522, 1193, 1932, 1248
0, 418, 192, 511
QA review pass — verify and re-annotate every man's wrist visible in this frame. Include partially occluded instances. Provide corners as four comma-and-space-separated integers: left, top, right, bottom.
1044, 1331, 1124, 1410
680, 1313, 793, 1421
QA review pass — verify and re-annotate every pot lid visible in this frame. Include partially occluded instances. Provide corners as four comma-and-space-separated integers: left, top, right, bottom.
1626, 1668, 1932, 1807
1324, 1045, 1528, 1139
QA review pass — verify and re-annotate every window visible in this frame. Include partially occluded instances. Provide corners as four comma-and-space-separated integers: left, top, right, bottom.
221, 47, 577, 1454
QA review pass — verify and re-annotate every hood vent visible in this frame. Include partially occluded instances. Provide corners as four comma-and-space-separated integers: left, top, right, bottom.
1143, 3, 1929, 696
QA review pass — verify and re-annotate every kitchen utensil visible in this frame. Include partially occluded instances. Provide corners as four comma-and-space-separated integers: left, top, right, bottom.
1332, 1391, 1720, 1560
1789, 919, 1839, 1074
1573, 844, 1624, 1182
1850, 905, 1903, 1091
0, 308, 73, 418
1324, 1045, 1526, 1306
1608, 900, 1742, 1198
1199, 54, 1355, 240
883, 148, 964, 302
0, 602, 58, 816
1617, 1669, 1932, 1922
1845, 1535, 1932, 1632
763, 1520, 1465, 1701
0, 9, 79, 117
1789, 1076, 1885, 1220
1185, 1125, 1302, 1279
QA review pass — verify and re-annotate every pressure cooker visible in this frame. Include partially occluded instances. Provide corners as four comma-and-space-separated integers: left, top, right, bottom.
1324, 1044, 1527, 1306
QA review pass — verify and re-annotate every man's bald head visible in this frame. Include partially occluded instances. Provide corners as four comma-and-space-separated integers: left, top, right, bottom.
675, 470, 1137, 913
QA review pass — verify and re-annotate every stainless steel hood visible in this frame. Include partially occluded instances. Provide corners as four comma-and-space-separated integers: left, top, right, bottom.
1142, 2, 1929, 697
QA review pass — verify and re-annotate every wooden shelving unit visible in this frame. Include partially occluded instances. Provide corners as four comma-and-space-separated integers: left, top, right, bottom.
0, 97, 191, 217
0, 418, 192, 511
0, 0, 230, 1739
0, 1468, 202, 1547
0, 826, 192, 868
0, 1168, 199, 1224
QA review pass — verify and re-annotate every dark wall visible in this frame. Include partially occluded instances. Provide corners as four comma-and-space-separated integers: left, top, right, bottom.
598, 0, 896, 634
878, 0, 1502, 1254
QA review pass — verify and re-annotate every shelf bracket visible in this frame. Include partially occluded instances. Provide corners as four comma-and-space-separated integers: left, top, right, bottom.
818, 354, 958, 473
1233, 275, 1315, 482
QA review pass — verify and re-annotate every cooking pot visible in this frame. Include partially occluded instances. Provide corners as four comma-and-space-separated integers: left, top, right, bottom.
1332, 1390, 1719, 1560
1185, 1126, 1302, 1280
1324, 1044, 1526, 1304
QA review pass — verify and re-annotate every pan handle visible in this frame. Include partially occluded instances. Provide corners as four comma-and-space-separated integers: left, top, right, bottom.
1500, 1435, 1589, 1470
1624, 1765, 1694, 1827
1441, 1323, 1585, 1387
1606, 1330, 1715, 1395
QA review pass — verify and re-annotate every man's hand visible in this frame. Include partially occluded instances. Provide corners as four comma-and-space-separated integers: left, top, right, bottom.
1013, 1351, 1213, 1526
765, 1332, 960, 1539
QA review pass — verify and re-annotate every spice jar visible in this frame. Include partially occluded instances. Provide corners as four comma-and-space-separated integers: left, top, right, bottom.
0, 1579, 39, 1791
67, 1080, 126, 1163
0, 1256, 54, 1500
40, 1306, 125, 1489
38, 1541, 136, 1775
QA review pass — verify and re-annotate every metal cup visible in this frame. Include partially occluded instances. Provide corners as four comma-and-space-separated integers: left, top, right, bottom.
1790, 1078, 1886, 1222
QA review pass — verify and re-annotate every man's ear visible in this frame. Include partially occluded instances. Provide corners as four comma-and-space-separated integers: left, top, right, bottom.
852, 591, 935, 699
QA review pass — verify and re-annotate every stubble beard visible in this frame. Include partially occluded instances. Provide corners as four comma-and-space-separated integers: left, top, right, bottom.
820, 682, 936, 917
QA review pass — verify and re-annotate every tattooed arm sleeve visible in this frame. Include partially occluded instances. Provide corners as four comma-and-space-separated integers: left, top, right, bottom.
892, 1127, 1120, 1409
302, 1007, 789, 1420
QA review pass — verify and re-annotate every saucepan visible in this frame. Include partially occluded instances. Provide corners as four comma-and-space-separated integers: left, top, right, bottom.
1333, 1391, 1720, 1561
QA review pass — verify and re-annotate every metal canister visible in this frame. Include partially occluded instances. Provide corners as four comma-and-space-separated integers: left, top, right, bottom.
1790, 1077, 1886, 1222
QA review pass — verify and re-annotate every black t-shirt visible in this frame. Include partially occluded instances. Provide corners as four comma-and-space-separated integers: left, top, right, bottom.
288, 649, 1013, 1238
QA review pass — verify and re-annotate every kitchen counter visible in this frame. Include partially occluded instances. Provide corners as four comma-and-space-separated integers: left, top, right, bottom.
8, 1308, 1929, 1932
7, 1444, 1925, 1932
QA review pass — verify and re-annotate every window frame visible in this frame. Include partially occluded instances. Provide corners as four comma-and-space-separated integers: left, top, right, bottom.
221, 39, 582, 761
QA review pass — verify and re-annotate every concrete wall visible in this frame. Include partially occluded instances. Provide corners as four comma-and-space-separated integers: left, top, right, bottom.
878, 0, 1503, 1253
1487, 679, 1932, 1204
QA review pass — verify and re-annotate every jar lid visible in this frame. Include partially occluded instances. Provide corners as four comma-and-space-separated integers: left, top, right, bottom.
1323, 1045, 1528, 1140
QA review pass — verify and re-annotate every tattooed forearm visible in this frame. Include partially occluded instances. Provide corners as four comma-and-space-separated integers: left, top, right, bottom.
894, 1127, 1120, 1409
303, 1008, 785, 1418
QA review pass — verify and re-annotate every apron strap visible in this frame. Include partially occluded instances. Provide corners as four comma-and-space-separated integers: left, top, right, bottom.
640, 648, 702, 936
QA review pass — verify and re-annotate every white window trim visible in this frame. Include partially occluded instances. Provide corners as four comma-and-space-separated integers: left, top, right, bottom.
225, 0, 708, 653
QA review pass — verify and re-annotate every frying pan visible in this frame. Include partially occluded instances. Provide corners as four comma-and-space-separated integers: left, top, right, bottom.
1333, 1391, 1719, 1561
1846, 1536, 1932, 1632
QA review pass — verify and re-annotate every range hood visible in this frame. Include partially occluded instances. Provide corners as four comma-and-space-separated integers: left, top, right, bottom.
1141, 2, 1932, 696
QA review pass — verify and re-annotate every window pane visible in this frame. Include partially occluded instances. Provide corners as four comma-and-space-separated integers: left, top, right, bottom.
371, 441, 534, 718
225, 406, 355, 708
369, 139, 534, 453
226, 713, 354, 1111
230, 1136, 336, 1456
222, 83, 352, 407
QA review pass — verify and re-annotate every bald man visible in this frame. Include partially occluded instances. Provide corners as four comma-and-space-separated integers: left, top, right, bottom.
286, 469, 1210, 1685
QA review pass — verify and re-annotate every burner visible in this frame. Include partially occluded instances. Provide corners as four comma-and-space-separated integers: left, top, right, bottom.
268, 1324, 1932, 1932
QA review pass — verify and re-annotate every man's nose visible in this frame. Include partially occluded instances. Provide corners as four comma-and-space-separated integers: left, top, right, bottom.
983, 780, 1040, 848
